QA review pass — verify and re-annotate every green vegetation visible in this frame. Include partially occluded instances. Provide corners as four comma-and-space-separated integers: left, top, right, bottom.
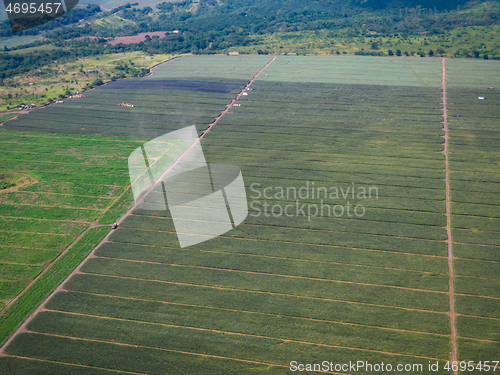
445, 58, 500, 359
0, 56, 455, 373
0, 226, 109, 346
0, 173, 20, 190
0, 129, 143, 313
0, 55, 499, 373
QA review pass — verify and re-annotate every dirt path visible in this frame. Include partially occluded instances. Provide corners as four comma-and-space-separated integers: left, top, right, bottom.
442, 58, 458, 372
0, 55, 277, 357
200, 55, 277, 139
0, 110, 30, 126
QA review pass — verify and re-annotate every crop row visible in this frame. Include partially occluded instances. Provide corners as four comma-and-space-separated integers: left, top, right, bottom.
0, 203, 99, 221
80, 257, 449, 311
5, 331, 452, 375
26, 309, 451, 359
0, 217, 87, 236
145, 55, 272, 81
110, 224, 447, 256
0, 192, 114, 211
257, 56, 443, 87
446, 60, 500, 361
121, 212, 447, 241
95, 240, 447, 291
63, 274, 451, 334
98, 239, 447, 273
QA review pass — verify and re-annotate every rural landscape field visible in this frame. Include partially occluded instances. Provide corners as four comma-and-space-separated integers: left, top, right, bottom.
0, 53, 497, 374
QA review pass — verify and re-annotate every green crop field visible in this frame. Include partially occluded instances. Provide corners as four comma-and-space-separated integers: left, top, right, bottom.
0, 55, 498, 374
0, 131, 139, 310
0, 55, 267, 351
445, 58, 500, 365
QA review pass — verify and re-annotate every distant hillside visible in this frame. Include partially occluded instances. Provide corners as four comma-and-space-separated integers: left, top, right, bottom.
352, 0, 473, 11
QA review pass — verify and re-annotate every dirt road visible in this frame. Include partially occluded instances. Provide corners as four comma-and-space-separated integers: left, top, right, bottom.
442, 58, 458, 373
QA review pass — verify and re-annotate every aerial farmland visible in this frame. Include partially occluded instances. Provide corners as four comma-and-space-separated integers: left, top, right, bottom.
0, 54, 499, 374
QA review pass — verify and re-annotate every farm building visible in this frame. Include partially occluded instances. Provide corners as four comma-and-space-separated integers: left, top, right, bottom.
19, 104, 36, 109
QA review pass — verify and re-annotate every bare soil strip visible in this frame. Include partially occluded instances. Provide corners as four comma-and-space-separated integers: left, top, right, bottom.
459, 313, 500, 321
442, 58, 458, 370
0, 56, 277, 358
455, 293, 500, 300
92, 255, 448, 294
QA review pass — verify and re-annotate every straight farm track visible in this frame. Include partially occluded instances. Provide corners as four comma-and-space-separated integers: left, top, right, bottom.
1, 56, 499, 374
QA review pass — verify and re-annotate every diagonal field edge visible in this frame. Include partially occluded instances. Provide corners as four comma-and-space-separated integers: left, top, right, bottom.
0, 56, 278, 360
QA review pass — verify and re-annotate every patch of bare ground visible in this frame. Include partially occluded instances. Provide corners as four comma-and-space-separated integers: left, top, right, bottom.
108, 32, 169, 45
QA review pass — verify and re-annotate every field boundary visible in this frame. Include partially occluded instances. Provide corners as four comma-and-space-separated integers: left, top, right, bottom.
442, 58, 458, 371
0, 55, 277, 357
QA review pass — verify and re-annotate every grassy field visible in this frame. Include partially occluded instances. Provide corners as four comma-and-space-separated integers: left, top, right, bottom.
0, 226, 109, 347
0, 55, 498, 373
0, 129, 146, 327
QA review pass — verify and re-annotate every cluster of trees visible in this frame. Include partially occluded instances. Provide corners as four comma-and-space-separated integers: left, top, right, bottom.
0, 49, 72, 79
1, 0, 499, 80
29, 0, 500, 44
